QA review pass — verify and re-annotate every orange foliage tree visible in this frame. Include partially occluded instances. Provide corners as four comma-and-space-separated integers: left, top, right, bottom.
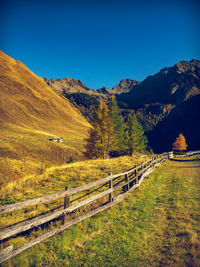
84, 102, 114, 159
172, 133, 187, 152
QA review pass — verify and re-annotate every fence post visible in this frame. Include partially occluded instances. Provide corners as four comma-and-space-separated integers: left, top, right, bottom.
123, 173, 129, 192
108, 172, 113, 202
152, 156, 154, 166
135, 166, 139, 184
151, 156, 154, 167
62, 186, 70, 225
126, 174, 129, 191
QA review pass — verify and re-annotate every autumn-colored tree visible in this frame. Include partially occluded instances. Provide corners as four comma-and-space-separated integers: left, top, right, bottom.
172, 133, 187, 152
84, 102, 114, 159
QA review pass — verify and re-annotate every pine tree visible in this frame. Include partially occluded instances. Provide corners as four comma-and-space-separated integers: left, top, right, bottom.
109, 97, 127, 152
172, 133, 187, 152
127, 113, 147, 156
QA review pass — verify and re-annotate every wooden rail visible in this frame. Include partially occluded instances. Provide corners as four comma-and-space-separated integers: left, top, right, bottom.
184, 150, 200, 156
0, 152, 173, 263
173, 150, 200, 156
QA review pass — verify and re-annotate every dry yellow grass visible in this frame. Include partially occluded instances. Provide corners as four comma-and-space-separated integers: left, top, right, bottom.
0, 51, 90, 133
0, 153, 148, 200
0, 153, 147, 253
0, 50, 91, 187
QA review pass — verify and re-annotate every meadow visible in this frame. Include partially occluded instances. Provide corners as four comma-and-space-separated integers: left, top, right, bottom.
1, 155, 199, 266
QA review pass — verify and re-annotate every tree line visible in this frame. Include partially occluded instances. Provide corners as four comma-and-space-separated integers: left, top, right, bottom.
84, 98, 148, 159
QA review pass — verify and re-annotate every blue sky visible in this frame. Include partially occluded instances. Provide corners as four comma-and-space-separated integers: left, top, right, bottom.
1, 0, 199, 89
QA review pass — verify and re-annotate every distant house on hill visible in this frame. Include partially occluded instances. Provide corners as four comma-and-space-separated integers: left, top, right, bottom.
49, 137, 63, 143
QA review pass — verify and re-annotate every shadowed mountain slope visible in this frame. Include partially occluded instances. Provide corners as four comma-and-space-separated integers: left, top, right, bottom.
147, 95, 200, 152
117, 59, 200, 109
119, 59, 200, 152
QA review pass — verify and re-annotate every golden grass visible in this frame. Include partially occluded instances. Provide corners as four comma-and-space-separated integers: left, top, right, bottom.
0, 153, 148, 200
0, 50, 91, 188
0, 121, 84, 189
0, 153, 148, 257
1, 157, 199, 266
0, 51, 90, 133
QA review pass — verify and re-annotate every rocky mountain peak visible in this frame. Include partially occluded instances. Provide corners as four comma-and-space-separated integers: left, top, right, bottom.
111, 79, 141, 94
96, 87, 111, 94
174, 59, 200, 74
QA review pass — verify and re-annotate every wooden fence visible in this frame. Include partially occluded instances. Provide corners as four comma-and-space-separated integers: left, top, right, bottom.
184, 150, 200, 157
0, 152, 173, 263
173, 150, 200, 156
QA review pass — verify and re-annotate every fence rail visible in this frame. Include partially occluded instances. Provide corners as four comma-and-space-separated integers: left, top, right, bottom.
173, 150, 200, 156
0, 152, 173, 263
185, 150, 200, 156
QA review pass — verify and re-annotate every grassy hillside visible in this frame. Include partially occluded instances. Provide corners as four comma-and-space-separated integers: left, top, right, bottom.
0, 154, 147, 203
1, 156, 199, 266
0, 51, 90, 187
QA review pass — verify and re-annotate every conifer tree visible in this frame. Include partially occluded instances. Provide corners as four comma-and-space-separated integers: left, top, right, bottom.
109, 97, 127, 152
83, 128, 99, 159
127, 113, 147, 156
95, 102, 114, 159
84, 102, 114, 159
172, 133, 187, 152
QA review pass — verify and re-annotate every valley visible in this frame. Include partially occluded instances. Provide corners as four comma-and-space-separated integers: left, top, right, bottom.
44, 59, 200, 152
0, 50, 200, 266
1, 0, 199, 265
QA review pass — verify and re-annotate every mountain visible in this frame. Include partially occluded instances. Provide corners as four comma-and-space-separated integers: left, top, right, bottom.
44, 77, 141, 96
117, 59, 200, 109
43, 78, 112, 121
96, 87, 111, 94
43, 78, 113, 123
45, 60, 200, 109
111, 79, 141, 94
0, 51, 90, 140
44, 77, 98, 95
117, 59, 200, 152
0, 51, 90, 186
44, 59, 200, 152
43, 77, 140, 121
147, 95, 200, 152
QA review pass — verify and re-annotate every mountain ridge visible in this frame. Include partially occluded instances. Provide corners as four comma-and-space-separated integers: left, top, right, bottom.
44, 59, 200, 103
117, 59, 200, 109
44, 59, 200, 152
